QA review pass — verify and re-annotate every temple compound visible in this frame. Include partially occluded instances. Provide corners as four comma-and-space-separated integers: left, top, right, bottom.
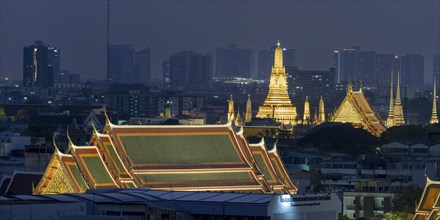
256, 40, 297, 124
413, 177, 440, 220
34, 115, 297, 195
331, 83, 386, 137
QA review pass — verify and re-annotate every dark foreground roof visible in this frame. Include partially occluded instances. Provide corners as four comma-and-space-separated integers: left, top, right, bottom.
0, 188, 272, 216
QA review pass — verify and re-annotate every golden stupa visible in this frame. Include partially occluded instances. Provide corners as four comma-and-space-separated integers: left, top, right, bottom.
256, 40, 297, 124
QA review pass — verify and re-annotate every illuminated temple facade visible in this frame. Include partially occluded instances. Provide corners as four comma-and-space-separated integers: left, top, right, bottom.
331, 83, 386, 137
256, 40, 297, 124
34, 116, 297, 195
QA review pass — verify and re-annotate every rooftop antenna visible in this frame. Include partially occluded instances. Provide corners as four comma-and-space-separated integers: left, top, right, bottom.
106, 0, 111, 83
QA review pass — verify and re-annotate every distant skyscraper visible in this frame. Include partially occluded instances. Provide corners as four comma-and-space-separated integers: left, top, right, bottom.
108, 44, 151, 85
215, 44, 252, 78
134, 47, 151, 84
108, 44, 136, 84
401, 54, 424, 91
23, 41, 59, 87
334, 47, 398, 88
286, 66, 336, 101
163, 51, 212, 91
258, 45, 296, 80
434, 54, 440, 82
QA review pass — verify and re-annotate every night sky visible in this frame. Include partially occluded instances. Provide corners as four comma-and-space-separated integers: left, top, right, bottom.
0, 1, 439, 82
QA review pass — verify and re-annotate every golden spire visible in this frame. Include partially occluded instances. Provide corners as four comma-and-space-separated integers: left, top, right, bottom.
387, 71, 395, 128
228, 95, 234, 120
393, 71, 405, 126
245, 95, 252, 123
234, 106, 241, 126
347, 79, 353, 93
318, 96, 325, 124
303, 96, 310, 124
256, 40, 297, 124
430, 77, 438, 124
274, 40, 283, 68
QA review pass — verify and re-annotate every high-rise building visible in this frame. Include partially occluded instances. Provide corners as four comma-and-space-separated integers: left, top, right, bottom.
434, 54, 440, 82
134, 47, 151, 84
258, 45, 296, 80
23, 41, 60, 87
334, 47, 398, 88
286, 66, 336, 102
108, 44, 136, 84
401, 54, 424, 92
215, 44, 252, 78
108, 45, 151, 85
163, 51, 212, 91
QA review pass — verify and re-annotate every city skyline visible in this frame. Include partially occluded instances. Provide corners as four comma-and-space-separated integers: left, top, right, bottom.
0, 1, 439, 82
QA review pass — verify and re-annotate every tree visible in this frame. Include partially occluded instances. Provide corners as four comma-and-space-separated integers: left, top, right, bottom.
16, 109, 30, 123
393, 184, 423, 213
383, 211, 413, 220
380, 125, 427, 144
297, 123, 378, 155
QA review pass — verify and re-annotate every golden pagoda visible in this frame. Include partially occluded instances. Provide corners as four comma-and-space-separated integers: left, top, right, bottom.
256, 40, 297, 124
228, 95, 234, 120
234, 107, 243, 126
317, 96, 325, 124
393, 71, 405, 126
34, 114, 297, 195
386, 71, 394, 128
430, 77, 438, 124
245, 95, 252, 123
331, 83, 386, 137
303, 96, 310, 124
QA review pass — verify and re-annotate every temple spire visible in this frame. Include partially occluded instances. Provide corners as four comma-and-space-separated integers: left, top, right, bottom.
228, 95, 234, 120
274, 40, 283, 68
256, 40, 297, 124
318, 96, 325, 124
430, 77, 438, 124
245, 95, 252, 123
303, 96, 310, 124
393, 71, 405, 126
235, 106, 241, 126
386, 71, 395, 128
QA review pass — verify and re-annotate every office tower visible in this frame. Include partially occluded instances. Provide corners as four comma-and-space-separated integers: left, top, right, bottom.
285, 66, 336, 101
434, 54, 440, 82
374, 54, 400, 88
334, 47, 398, 88
215, 44, 252, 78
258, 45, 296, 80
23, 41, 60, 87
401, 54, 424, 92
108, 44, 136, 84
162, 61, 172, 90
163, 51, 212, 91
135, 47, 151, 84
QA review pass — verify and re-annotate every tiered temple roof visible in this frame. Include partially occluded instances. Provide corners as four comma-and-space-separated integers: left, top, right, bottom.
35, 118, 297, 195
331, 85, 386, 137
413, 177, 440, 220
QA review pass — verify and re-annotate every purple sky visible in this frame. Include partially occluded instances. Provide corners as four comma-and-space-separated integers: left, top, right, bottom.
0, 1, 439, 82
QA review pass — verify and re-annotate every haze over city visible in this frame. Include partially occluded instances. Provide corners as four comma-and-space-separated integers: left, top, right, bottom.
0, 1, 439, 81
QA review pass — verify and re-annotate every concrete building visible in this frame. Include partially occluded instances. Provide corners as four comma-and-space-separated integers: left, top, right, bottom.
343, 180, 394, 219
163, 51, 212, 91
23, 41, 60, 87
216, 44, 252, 78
